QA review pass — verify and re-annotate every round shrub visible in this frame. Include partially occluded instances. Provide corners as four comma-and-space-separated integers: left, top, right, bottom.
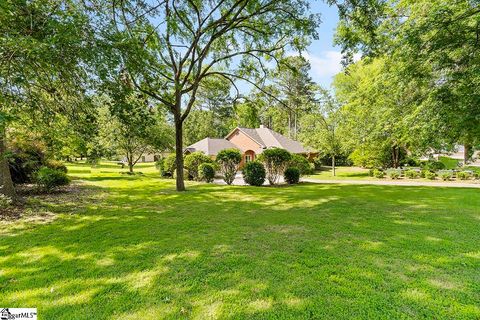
184, 152, 212, 181
163, 154, 177, 178
216, 149, 242, 185
198, 163, 215, 183
386, 169, 401, 180
373, 169, 385, 179
45, 160, 68, 173
439, 171, 453, 181
457, 171, 471, 180
289, 154, 314, 176
421, 160, 445, 171
424, 171, 436, 180
284, 167, 300, 184
35, 167, 70, 191
405, 169, 419, 179
242, 161, 266, 186
258, 148, 292, 185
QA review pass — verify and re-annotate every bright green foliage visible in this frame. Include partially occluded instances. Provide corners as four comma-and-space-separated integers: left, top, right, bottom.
198, 163, 215, 183
216, 149, 242, 185
35, 167, 70, 191
333, 0, 480, 157
425, 171, 437, 180
421, 161, 446, 171
386, 169, 401, 180
2, 163, 480, 319
405, 170, 419, 179
284, 167, 300, 184
242, 161, 266, 186
289, 154, 313, 177
45, 160, 68, 173
439, 171, 453, 181
439, 157, 459, 170
184, 152, 212, 181
258, 148, 292, 185
373, 169, 385, 179
299, 89, 344, 175
162, 154, 177, 178
457, 171, 471, 181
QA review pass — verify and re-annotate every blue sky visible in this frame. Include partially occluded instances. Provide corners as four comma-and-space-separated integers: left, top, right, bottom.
305, 1, 342, 89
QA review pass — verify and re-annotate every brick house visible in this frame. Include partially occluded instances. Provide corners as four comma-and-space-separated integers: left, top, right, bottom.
185, 125, 316, 167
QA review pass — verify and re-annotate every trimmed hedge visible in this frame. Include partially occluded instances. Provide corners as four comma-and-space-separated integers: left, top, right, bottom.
198, 163, 215, 183
35, 167, 70, 191
242, 161, 266, 186
284, 167, 300, 184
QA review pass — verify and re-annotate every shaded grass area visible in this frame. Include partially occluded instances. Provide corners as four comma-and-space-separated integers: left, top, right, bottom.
1, 163, 479, 319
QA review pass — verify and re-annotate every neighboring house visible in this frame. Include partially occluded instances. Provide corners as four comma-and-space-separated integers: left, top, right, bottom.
185, 125, 317, 166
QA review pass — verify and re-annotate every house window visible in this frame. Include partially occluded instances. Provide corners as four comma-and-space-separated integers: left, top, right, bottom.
142, 156, 146, 162
245, 155, 252, 162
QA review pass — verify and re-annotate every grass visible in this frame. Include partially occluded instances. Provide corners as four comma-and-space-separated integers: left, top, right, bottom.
1, 162, 480, 319
439, 157, 460, 170
308, 166, 371, 180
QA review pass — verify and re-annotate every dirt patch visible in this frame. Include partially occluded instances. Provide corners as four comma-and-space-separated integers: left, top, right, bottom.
0, 181, 102, 222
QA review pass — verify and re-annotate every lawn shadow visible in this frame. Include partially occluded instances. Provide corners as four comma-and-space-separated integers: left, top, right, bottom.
0, 177, 479, 319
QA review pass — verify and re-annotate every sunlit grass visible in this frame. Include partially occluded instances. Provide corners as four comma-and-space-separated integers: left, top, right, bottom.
0, 162, 479, 319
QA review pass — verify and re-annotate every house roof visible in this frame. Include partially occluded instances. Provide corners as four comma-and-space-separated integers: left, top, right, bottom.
228, 126, 311, 154
185, 138, 239, 156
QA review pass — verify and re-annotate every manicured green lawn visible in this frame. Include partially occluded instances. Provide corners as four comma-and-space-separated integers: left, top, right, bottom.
1, 162, 479, 319
309, 166, 371, 180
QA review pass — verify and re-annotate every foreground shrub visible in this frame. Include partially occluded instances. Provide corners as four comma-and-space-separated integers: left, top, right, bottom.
289, 154, 314, 176
424, 171, 436, 180
243, 161, 266, 186
184, 152, 212, 181
198, 163, 215, 183
35, 167, 70, 191
8, 140, 46, 184
216, 149, 242, 185
45, 160, 68, 173
439, 171, 453, 181
258, 148, 292, 185
284, 167, 300, 184
163, 154, 177, 178
373, 169, 385, 179
457, 171, 471, 180
386, 169, 401, 180
0, 194, 13, 209
421, 160, 445, 171
405, 170, 419, 179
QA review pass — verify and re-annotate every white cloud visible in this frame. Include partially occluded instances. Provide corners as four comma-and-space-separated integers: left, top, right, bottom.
304, 51, 343, 78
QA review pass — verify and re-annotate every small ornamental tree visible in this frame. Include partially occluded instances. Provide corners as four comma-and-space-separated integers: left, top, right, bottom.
184, 152, 212, 181
216, 149, 242, 185
243, 161, 266, 186
258, 148, 292, 185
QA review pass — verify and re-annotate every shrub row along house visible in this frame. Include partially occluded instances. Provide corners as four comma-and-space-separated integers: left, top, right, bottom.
184, 125, 317, 167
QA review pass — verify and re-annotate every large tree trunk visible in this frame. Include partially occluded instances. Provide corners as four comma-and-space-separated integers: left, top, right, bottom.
464, 144, 471, 165
0, 127, 15, 199
332, 154, 336, 177
174, 115, 185, 191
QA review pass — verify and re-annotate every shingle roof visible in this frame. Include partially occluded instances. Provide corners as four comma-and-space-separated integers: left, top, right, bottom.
236, 127, 310, 154
185, 138, 239, 156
